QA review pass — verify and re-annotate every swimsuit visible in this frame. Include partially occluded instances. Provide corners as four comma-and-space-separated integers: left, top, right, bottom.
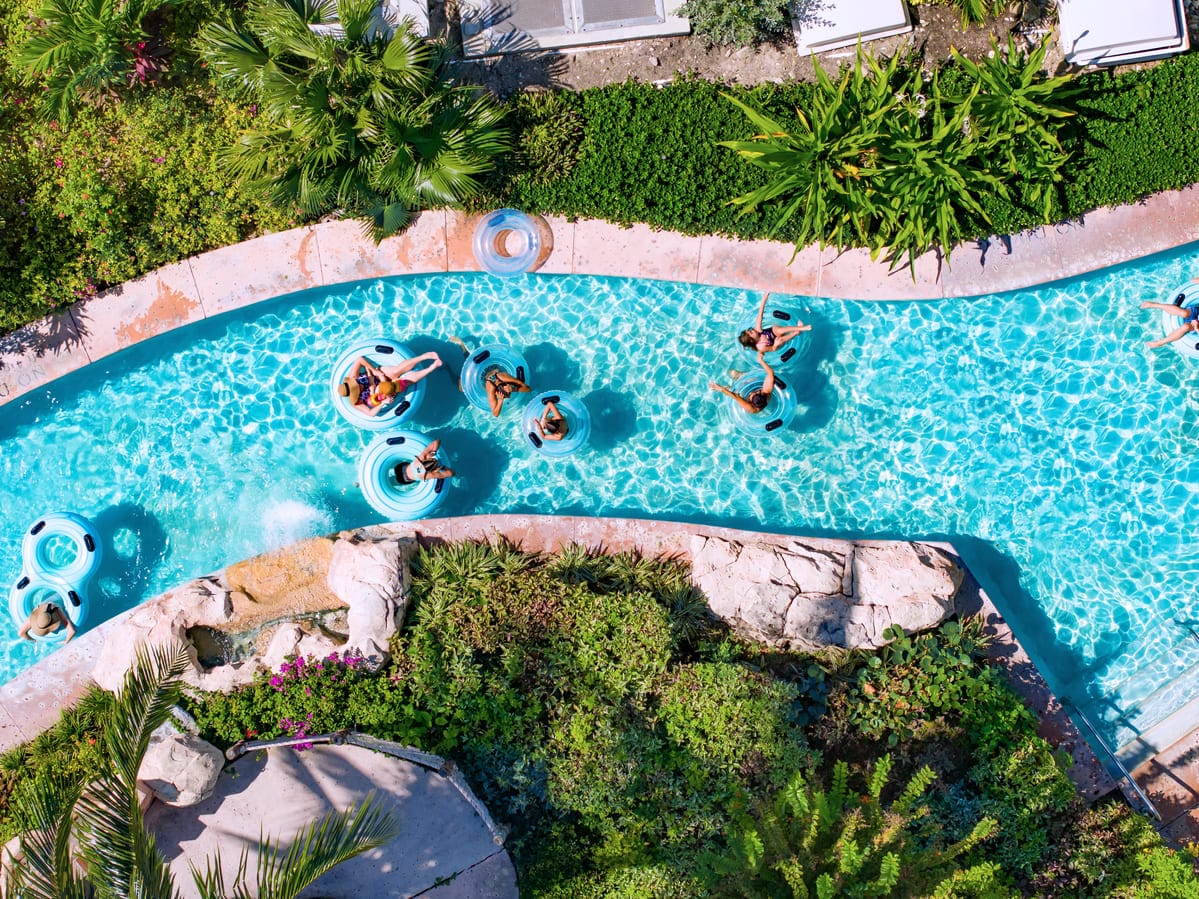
355, 371, 372, 405
1186, 306, 1199, 324
760, 327, 776, 347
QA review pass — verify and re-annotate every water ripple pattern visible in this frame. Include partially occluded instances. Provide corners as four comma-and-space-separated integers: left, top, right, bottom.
4, 247, 1199, 752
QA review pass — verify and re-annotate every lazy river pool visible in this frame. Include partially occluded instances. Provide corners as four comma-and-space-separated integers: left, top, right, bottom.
3, 246, 1199, 756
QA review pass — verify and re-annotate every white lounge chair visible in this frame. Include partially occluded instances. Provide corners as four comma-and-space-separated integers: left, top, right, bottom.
792, 0, 912, 55
459, 0, 690, 57
1058, 0, 1189, 66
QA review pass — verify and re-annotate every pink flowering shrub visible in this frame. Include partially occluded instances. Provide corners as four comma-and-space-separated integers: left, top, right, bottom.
190, 648, 407, 748
0, 87, 295, 333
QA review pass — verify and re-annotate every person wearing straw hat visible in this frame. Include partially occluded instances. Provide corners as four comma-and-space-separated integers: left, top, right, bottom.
18, 601, 75, 643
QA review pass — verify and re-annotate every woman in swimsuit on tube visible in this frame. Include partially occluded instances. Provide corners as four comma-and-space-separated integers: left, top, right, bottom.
339, 352, 443, 416
1142, 296, 1199, 349
738, 293, 812, 353
709, 353, 776, 415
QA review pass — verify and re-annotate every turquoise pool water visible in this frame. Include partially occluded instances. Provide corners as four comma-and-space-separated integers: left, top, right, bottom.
4, 247, 1199, 755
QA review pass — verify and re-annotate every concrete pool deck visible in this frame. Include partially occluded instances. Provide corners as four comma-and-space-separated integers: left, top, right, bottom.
3, 190, 1199, 404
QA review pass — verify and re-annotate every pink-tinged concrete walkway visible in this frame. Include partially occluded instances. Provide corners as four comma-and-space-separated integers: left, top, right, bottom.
4, 192, 1199, 406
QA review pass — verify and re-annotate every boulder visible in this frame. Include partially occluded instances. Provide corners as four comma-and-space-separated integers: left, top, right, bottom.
137, 733, 224, 807
327, 535, 415, 669
690, 535, 963, 651
91, 579, 233, 693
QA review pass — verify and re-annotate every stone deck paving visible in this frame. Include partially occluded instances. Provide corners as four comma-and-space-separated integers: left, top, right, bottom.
3, 195, 1199, 840
5, 190, 1199, 404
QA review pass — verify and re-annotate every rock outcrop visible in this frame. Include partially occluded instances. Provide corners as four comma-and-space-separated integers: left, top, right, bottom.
92, 532, 413, 693
326, 533, 415, 670
691, 535, 964, 651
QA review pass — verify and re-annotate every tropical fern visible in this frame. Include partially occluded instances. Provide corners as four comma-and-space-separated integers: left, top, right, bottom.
705, 756, 1009, 897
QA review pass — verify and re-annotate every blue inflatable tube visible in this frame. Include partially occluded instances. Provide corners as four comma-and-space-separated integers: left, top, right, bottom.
330, 338, 426, 430
460, 345, 530, 412
1161, 280, 1199, 360
522, 391, 591, 458
8, 577, 81, 644
21, 512, 102, 585
725, 372, 797, 436
9, 511, 98, 639
358, 430, 449, 521
739, 303, 812, 367
473, 209, 542, 277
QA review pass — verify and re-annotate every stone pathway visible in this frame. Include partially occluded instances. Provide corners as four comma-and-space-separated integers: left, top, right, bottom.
145, 742, 516, 899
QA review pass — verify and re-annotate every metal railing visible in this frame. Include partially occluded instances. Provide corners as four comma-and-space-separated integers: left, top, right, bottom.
1067, 704, 1161, 821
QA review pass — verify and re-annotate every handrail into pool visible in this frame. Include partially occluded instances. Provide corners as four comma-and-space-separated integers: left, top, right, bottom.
1068, 702, 1162, 821
3, 190, 1199, 408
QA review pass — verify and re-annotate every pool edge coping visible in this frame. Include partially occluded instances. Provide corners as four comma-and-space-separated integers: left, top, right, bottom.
0, 514, 1117, 809
3, 191, 1199, 405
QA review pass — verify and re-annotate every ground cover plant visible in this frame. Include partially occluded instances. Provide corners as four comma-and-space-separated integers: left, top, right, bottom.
177, 540, 1198, 897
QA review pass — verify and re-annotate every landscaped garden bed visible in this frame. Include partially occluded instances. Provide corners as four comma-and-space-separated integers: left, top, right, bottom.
2, 540, 1195, 895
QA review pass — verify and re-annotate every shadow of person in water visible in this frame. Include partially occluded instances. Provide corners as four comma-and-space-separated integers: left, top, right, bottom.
582, 387, 639, 452
90, 503, 169, 616
427, 426, 510, 516
523, 342, 581, 393
405, 336, 470, 427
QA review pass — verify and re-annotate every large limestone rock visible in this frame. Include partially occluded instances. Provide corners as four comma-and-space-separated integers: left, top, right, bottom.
92, 578, 234, 693
92, 534, 385, 694
691, 535, 963, 651
326, 534, 415, 669
138, 733, 224, 807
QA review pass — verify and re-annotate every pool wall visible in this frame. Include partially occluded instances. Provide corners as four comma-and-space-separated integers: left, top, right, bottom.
0, 514, 1117, 807
4, 191, 1199, 406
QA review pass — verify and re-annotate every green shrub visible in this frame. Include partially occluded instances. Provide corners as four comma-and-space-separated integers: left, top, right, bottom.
511, 91, 586, 185
1064, 53, 1199, 215
657, 662, 811, 790
504, 78, 799, 241
842, 620, 997, 745
0, 87, 292, 333
187, 649, 408, 748
680, 0, 790, 47
969, 735, 1079, 875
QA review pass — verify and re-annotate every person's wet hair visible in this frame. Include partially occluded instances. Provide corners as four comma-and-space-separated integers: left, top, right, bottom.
738, 329, 757, 350
749, 390, 768, 410
546, 416, 566, 435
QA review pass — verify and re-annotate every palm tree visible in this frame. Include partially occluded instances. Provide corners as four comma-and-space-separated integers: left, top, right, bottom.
3, 642, 398, 899
16, 0, 172, 122
199, 0, 510, 242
